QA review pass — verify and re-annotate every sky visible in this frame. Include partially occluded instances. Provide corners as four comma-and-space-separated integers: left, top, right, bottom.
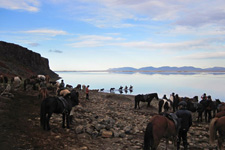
1, 0, 225, 71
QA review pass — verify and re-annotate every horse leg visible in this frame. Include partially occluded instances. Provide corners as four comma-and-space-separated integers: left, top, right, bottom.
62, 113, 65, 128
46, 113, 52, 130
135, 100, 137, 109
66, 113, 70, 128
218, 138, 223, 150
165, 139, 168, 150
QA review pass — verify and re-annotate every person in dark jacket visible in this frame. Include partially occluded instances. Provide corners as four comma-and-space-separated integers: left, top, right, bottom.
176, 101, 192, 150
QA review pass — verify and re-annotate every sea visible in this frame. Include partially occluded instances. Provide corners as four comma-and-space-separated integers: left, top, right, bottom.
56, 71, 225, 102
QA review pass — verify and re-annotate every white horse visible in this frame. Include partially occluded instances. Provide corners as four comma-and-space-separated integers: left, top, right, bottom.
12, 76, 22, 88
37, 75, 46, 81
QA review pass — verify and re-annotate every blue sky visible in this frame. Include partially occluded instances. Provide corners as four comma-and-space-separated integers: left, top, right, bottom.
1, 0, 225, 71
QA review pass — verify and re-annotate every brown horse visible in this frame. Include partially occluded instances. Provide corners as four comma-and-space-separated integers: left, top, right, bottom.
218, 103, 225, 112
39, 88, 48, 100
144, 115, 177, 150
209, 115, 225, 150
59, 89, 70, 96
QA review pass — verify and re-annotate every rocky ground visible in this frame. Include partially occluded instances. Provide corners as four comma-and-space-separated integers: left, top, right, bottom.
0, 85, 219, 150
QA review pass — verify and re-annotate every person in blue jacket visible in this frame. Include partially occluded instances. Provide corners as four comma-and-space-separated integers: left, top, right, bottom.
176, 101, 192, 150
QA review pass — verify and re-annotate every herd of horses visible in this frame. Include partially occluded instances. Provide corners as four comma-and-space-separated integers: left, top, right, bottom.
1, 74, 81, 131
136, 93, 225, 150
1, 75, 225, 149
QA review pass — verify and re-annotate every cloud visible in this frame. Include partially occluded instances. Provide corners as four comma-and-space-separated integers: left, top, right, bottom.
28, 42, 40, 47
49, 49, 63, 53
69, 35, 124, 48
23, 29, 68, 36
53, 0, 225, 29
69, 34, 225, 52
163, 26, 225, 36
0, 0, 40, 12
177, 51, 225, 59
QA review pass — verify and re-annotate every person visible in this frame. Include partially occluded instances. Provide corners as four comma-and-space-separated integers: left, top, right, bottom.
59, 80, 65, 89
176, 101, 192, 150
162, 94, 168, 100
205, 95, 212, 122
86, 85, 89, 100
201, 93, 207, 100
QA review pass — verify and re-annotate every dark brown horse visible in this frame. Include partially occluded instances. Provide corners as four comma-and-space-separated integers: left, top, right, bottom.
209, 115, 225, 150
144, 115, 177, 150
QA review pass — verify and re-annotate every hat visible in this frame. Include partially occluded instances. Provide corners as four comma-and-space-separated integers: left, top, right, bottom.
178, 101, 187, 107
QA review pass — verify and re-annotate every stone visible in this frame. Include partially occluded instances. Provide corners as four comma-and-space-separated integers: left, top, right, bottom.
75, 125, 84, 134
101, 130, 113, 138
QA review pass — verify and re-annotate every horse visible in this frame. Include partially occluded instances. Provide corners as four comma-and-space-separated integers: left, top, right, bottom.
45, 75, 50, 83
110, 88, 115, 93
172, 94, 180, 112
196, 103, 205, 122
209, 116, 225, 150
0, 75, 8, 84
144, 114, 177, 150
59, 89, 70, 96
218, 102, 225, 112
135, 93, 159, 109
37, 75, 46, 81
75, 84, 81, 90
158, 99, 173, 114
40, 90, 79, 130
11, 76, 22, 88
119, 86, 123, 94
39, 87, 48, 100
199, 99, 214, 122
212, 99, 222, 117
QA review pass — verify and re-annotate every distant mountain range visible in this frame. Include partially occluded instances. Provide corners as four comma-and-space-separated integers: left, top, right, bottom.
108, 66, 225, 72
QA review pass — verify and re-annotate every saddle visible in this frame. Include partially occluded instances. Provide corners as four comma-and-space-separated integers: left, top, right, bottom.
58, 97, 70, 114
162, 112, 180, 133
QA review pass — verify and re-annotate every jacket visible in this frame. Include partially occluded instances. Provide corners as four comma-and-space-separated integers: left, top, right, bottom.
176, 108, 192, 130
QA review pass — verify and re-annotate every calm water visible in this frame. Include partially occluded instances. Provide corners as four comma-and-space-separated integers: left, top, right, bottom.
56, 71, 225, 102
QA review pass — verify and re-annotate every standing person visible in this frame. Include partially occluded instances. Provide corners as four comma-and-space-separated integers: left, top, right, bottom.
205, 95, 213, 122
176, 101, 192, 150
59, 80, 65, 89
201, 93, 207, 100
86, 85, 89, 100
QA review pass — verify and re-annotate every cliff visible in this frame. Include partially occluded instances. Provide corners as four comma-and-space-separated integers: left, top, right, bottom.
0, 41, 58, 79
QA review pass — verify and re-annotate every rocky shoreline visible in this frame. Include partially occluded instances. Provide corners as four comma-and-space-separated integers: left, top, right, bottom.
0, 88, 219, 150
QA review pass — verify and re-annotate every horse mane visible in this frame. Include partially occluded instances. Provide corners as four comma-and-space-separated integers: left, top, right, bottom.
64, 93, 71, 99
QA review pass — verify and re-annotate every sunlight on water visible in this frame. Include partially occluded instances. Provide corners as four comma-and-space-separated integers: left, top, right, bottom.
56, 71, 225, 102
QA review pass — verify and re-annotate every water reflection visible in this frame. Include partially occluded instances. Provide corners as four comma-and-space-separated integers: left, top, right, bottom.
56, 71, 225, 101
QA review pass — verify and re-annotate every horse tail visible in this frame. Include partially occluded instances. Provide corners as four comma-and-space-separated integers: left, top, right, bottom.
144, 122, 154, 150
40, 100, 46, 128
209, 117, 218, 144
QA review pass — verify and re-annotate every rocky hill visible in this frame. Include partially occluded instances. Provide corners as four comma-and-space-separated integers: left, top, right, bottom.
0, 41, 58, 79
